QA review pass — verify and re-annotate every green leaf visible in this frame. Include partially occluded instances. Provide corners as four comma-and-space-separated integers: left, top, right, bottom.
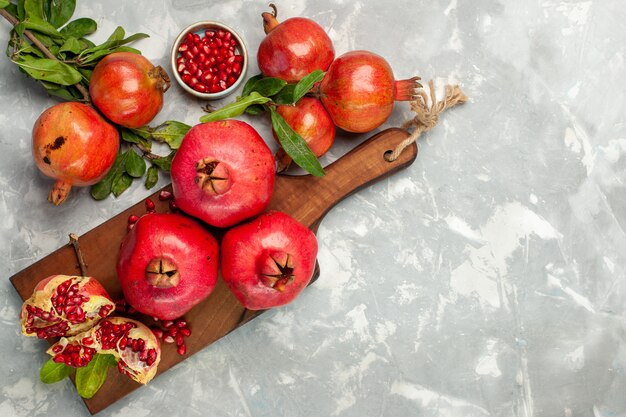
151, 121, 191, 150
91, 152, 126, 200
241, 73, 263, 97
13, 57, 82, 85
145, 166, 158, 189
76, 354, 115, 399
48, 0, 75, 28
16, 18, 64, 39
40, 358, 73, 384
199, 92, 271, 123
60, 18, 97, 39
121, 128, 151, 150
244, 104, 266, 115
79, 32, 149, 65
0, 0, 11, 9
77, 67, 92, 82
248, 77, 286, 97
24, 0, 45, 20
17, 0, 25, 20
125, 149, 146, 178
272, 84, 297, 105
151, 151, 176, 172
270, 107, 324, 177
59, 37, 81, 54
106, 26, 125, 42
111, 172, 133, 197
292, 70, 325, 103
39, 80, 78, 100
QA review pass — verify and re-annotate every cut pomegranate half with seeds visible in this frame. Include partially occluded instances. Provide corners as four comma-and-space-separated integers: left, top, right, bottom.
47, 317, 161, 384
20, 275, 115, 339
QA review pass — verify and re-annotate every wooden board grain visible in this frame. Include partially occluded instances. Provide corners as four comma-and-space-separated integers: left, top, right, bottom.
9, 128, 417, 414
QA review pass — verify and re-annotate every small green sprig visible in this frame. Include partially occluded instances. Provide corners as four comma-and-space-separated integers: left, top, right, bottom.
199, 70, 326, 177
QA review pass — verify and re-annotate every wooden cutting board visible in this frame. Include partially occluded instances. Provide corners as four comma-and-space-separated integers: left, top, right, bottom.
10, 128, 416, 414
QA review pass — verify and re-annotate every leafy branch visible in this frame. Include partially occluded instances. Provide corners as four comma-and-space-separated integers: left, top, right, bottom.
0, 1, 190, 200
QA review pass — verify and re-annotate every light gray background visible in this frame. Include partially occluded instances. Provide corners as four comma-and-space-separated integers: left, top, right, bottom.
2, 0, 625, 416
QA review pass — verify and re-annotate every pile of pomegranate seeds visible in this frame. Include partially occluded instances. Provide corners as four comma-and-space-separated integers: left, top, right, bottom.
176, 29, 244, 94
151, 318, 191, 356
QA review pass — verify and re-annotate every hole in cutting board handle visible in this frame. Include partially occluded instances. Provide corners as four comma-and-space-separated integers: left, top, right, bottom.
383, 150, 394, 162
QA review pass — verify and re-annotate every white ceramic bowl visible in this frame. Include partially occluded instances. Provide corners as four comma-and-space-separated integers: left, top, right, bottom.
170, 21, 248, 100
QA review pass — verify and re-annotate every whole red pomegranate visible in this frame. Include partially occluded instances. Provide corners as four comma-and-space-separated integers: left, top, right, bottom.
47, 317, 161, 384
117, 213, 219, 320
319, 50, 421, 133
257, 5, 334, 82
274, 97, 335, 172
221, 211, 318, 310
20, 275, 115, 339
171, 120, 275, 228
89, 52, 170, 128
32, 102, 119, 205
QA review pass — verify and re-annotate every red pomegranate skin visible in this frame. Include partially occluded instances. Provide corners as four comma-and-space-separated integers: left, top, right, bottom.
116, 213, 219, 320
319, 50, 419, 133
221, 211, 318, 310
258, 17, 335, 83
32, 102, 119, 205
275, 97, 335, 157
170, 120, 275, 228
90, 52, 167, 128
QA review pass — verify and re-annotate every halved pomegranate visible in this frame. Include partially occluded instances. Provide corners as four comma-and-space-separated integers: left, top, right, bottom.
20, 275, 115, 339
47, 317, 161, 384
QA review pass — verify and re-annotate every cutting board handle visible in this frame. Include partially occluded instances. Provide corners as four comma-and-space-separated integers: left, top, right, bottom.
271, 128, 418, 230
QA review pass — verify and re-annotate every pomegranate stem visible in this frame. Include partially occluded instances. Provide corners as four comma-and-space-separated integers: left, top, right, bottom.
0, 9, 90, 102
262, 5, 280, 34
68, 233, 88, 276
269, 3, 278, 17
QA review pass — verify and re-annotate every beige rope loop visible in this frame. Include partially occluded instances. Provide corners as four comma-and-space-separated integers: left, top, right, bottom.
386, 80, 468, 162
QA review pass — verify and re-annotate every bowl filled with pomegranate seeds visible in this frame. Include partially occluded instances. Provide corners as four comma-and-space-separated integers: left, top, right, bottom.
171, 21, 248, 99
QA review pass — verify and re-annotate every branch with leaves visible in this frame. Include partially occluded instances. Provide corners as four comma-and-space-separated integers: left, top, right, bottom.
0, 0, 190, 200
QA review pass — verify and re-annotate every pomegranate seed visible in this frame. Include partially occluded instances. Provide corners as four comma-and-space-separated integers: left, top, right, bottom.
178, 44, 188, 52
162, 320, 174, 328
177, 344, 187, 355
52, 345, 63, 353
145, 198, 155, 212
168, 326, 178, 337
163, 335, 175, 344
196, 84, 207, 93
151, 328, 164, 339
176, 334, 185, 346
128, 214, 140, 224
175, 319, 187, 328
234, 55, 243, 63
183, 50, 194, 60
180, 327, 192, 337
158, 190, 172, 201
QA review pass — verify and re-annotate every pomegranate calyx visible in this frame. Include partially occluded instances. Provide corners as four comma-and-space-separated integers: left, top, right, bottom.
145, 258, 180, 288
48, 180, 72, 206
262, 4, 280, 34
394, 76, 423, 101
261, 252, 295, 292
195, 158, 231, 195
149, 65, 171, 93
